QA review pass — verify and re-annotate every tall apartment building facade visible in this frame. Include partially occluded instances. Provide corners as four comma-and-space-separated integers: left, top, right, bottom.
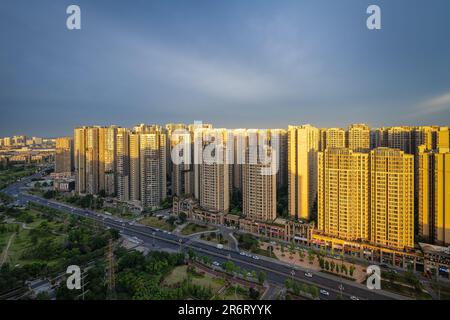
347, 124, 370, 152
242, 130, 277, 221
199, 129, 229, 213
270, 129, 288, 190
288, 124, 320, 220
116, 128, 130, 201
418, 146, 450, 246
74, 127, 87, 194
318, 148, 369, 241
323, 128, 346, 149
386, 126, 414, 154
129, 132, 141, 201
139, 130, 167, 209
370, 148, 414, 250
55, 137, 74, 174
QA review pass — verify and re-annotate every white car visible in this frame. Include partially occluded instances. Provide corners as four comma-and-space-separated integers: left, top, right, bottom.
319, 289, 329, 296
350, 296, 360, 300
212, 261, 220, 266
240, 252, 246, 256
252, 255, 260, 260
304, 272, 313, 278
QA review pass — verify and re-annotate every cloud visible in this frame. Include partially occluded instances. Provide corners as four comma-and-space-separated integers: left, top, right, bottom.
415, 92, 450, 116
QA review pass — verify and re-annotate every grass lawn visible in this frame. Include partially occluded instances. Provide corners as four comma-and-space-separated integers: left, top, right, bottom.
381, 280, 432, 300
201, 234, 229, 246
216, 285, 250, 300
0, 232, 14, 260
1, 208, 67, 267
163, 265, 225, 295
140, 216, 175, 231
430, 283, 450, 300
181, 223, 214, 236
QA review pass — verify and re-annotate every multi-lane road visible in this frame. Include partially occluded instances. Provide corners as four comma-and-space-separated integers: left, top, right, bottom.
2, 171, 408, 300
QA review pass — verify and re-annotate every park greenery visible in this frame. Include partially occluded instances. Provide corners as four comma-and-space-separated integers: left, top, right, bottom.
0, 202, 119, 295
0, 164, 38, 190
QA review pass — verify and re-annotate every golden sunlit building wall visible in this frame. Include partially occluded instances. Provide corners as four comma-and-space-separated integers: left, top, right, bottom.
347, 123, 370, 152
318, 148, 369, 241
74, 127, 87, 194
129, 132, 140, 201
419, 146, 450, 246
242, 129, 277, 221
324, 128, 346, 149
139, 130, 167, 209
370, 148, 414, 250
387, 126, 414, 154
55, 137, 74, 174
199, 129, 229, 213
288, 124, 319, 220
116, 128, 130, 201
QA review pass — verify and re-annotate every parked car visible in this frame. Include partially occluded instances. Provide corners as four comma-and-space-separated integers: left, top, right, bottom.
304, 272, 313, 278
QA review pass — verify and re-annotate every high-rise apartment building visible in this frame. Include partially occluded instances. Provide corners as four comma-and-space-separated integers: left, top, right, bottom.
232, 129, 247, 191
387, 126, 414, 154
199, 128, 229, 213
139, 130, 167, 208
191, 123, 213, 200
288, 124, 320, 220
317, 148, 369, 241
103, 126, 117, 196
370, 148, 414, 250
347, 124, 370, 152
55, 137, 74, 174
324, 128, 346, 149
116, 128, 130, 201
270, 128, 288, 190
129, 132, 140, 201
242, 130, 277, 221
74, 127, 87, 194
418, 146, 450, 246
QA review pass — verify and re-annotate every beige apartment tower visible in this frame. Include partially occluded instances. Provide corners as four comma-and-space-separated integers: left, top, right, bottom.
116, 128, 130, 201
347, 124, 370, 152
418, 146, 450, 246
199, 129, 229, 213
317, 148, 369, 241
74, 127, 87, 194
324, 128, 346, 149
139, 131, 167, 209
129, 132, 140, 201
55, 137, 74, 174
370, 148, 414, 250
288, 125, 320, 220
242, 130, 277, 221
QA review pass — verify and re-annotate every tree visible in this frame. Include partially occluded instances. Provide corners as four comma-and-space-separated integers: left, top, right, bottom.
330, 261, 335, 272
289, 241, 296, 256
310, 285, 318, 299
298, 250, 305, 261
225, 261, 235, 274
187, 248, 196, 260
257, 271, 266, 284
349, 265, 355, 277
248, 287, 260, 300
325, 260, 330, 271
308, 249, 315, 264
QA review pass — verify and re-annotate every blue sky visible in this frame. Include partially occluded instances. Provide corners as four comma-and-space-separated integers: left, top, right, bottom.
1, 0, 450, 137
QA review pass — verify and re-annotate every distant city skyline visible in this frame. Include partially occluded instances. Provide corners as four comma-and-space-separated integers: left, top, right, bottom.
1, 0, 450, 137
